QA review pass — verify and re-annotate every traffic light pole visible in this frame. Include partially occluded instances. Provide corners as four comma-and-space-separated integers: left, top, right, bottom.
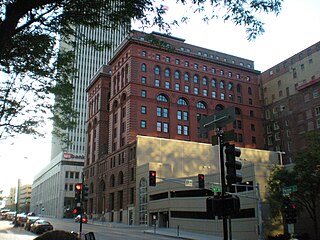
79, 174, 84, 237
217, 128, 228, 240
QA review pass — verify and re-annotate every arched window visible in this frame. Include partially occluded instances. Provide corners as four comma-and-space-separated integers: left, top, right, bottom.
157, 94, 169, 102
220, 80, 225, 89
193, 74, 199, 83
237, 84, 242, 93
215, 104, 224, 111
235, 107, 241, 115
110, 174, 115, 187
174, 70, 180, 80
164, 68, 170, 77
154, 66, 160, 75
177, 98, 188, 106
202, 77, 208, 85
141, 63, 146, 72
196, 101, 207, 109
139, 178, 148, 225
184, 72, 190, 81
118, 171, 124, 185
211, 79, 216, 88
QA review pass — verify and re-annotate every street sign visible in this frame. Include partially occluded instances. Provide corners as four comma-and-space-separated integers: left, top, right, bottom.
199, 107, 235, 133
185, 179, 193, 187
212, 185, 222, 193
282, 185, 297, 196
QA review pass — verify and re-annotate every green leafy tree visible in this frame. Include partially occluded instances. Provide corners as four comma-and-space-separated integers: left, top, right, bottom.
267, 132, 320, 240
0, 0, 283, 141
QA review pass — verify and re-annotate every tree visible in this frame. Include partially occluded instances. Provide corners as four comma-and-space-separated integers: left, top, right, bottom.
267, 132, 320, 240
0, 0, 283, 141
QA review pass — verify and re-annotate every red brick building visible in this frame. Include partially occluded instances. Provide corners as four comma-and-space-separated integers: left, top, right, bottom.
84, 31, 264, 222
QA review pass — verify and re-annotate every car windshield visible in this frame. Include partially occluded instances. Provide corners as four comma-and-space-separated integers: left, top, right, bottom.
38, 221, 50, 225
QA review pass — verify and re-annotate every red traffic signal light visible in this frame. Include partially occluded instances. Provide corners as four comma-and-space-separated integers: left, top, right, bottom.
198, 174, 205, 188
75, 183, 82, 191
73, 207, 82, 215
149, 171, 156, 186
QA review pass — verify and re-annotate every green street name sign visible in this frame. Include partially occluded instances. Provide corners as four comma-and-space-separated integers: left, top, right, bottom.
212, 185, 222, 193
282, 185, 297, 196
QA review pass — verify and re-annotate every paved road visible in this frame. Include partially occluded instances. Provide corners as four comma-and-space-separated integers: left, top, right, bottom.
0, 220, 35, 240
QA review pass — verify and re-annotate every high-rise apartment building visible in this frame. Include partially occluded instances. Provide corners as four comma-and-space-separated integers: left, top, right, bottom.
260, 41, 320, 164
84, 30, 265, 223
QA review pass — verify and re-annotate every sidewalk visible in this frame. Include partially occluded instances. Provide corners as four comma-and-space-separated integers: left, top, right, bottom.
90, 219, 221, 240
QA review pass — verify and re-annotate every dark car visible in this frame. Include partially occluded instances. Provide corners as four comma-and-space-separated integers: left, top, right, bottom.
24, 216, 40, 231
30, 220, 53, 234
74, 214, 88, 223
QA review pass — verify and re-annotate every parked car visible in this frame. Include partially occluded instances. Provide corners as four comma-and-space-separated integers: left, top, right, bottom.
24, 216, 40, 231
30, 220, 53, 234
74, 214, 88, 223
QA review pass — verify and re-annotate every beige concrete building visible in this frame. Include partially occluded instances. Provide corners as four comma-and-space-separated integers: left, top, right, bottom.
260, 41, 320, 163
100, 135, 279, 240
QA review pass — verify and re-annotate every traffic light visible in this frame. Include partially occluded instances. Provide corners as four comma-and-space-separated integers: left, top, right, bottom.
224, 143, 242, 186
283, 196, 297, 224
198, 174, 205, 188
149, 171, 156, 186
206, 195, 240, 216
73, 207, 82, 215
75, 183, 82, 202
82, 184, 89, 202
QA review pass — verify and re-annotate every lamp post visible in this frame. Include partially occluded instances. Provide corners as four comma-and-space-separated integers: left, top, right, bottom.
14, 178, 21, 227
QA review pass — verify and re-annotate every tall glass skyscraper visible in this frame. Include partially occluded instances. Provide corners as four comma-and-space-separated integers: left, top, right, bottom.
31, 23, 129, 218
51, 25, 129, 159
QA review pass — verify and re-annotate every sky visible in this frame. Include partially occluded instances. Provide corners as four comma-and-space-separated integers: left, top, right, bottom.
0, 0, 320, 196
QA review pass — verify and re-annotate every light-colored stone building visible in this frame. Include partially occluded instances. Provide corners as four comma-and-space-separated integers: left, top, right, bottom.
30, 152, 84, 218
100, 135, 279, 240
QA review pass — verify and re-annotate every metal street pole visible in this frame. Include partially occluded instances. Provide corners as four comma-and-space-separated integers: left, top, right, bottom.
217, 128, 228, 240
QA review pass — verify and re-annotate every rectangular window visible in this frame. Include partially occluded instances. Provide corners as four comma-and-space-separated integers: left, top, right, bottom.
65, 171, 69, 178
203, 89, 208, 96
70, 172, 74, 178
175, 59, 180, 64
212, 92, 216, 98
183, 126, 189, 135
194, 88, 199, 95
140, 120, 146, 128
315, 106, 320, 116
175, 83, 180, 91
165, 57, 170, 63
141, 106, 147, 114
184, 86, 189, 93
163, 122, 169, 133
177, 110, 182, 120
183, 111, 188, 121
274, 121, 279, 130
75, 172, 79, 179
165, 81, 170, 89
194, 63, 198, 69
142, 51, 147, 56
65, 184, 68, 191
177, 125, 182, 135
203, 66, 207, 71
141, 76, 147, 84
157, 107, 162, 117
154, 79, 160, 87
157, 122, 162, 132
69, 184, 73, 191
163, 108, 169, 118
141, 90, 146, 98
155, 54, 160, 60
